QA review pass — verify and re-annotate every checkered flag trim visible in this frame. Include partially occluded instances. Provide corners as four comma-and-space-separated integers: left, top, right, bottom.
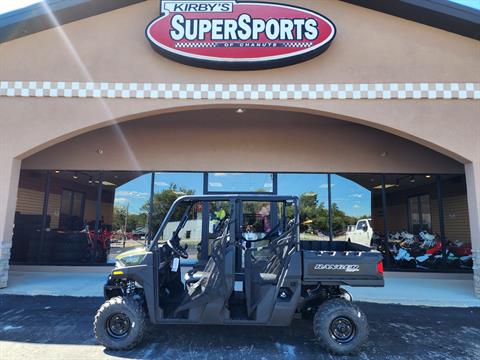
0, 81, 478, 100
175, 42, 217, 48
282, 42, 313, 47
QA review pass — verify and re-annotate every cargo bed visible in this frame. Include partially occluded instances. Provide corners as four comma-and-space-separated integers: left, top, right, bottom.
301, 241, 384, 287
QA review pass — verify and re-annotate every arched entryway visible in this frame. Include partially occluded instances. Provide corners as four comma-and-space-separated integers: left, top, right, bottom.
9, 108, 472, 273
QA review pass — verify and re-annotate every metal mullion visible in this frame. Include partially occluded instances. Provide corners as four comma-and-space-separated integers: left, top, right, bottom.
381, 175, 391, 267
436, 175, 447, 267
328, 174, 333, 242
147, 172, 155, 244
39, 170, 52, 263
272, 173, 278, 195
93, 171, 103, 263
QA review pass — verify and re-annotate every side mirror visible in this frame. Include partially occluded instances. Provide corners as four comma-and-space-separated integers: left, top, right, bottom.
362, 224, 368, 232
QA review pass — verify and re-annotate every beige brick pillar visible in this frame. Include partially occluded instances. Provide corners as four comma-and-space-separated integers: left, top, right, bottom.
0, 157, 21, 288
465, 161, 480, 298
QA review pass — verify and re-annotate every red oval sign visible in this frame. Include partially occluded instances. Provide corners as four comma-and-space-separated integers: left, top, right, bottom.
146, 1, 336, 70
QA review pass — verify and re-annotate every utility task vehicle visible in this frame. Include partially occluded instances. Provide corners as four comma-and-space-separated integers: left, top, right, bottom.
94, 195, 384, 355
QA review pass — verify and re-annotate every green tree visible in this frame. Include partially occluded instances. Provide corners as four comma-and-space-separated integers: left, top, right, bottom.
112, 205, 147, 232
141, 184, 195, 232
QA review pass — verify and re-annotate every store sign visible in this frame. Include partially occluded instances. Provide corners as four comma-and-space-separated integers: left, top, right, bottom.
146, 1, 336, 70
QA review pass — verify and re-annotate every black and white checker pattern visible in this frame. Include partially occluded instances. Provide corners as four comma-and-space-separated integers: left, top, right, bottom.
0, 81, 478, 100
175, 42, 217, 48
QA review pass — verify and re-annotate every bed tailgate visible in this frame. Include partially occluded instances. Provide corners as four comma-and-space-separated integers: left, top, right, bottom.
302, 250, 384, 287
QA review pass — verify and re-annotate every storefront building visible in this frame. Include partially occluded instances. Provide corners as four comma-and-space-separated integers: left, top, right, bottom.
0, 0, 479, 296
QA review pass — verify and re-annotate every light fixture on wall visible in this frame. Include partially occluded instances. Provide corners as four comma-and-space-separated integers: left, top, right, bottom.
88, 176, 93, 184
409, 176, 415, 183
54, 170, 60, 174
73, 171, 79, 179
235, 108, 245, 114
425, 175, 432, 178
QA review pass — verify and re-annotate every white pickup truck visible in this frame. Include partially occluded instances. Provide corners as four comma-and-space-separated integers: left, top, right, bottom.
345, 219, 373, 247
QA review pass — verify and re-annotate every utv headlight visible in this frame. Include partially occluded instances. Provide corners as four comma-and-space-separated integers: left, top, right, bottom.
116, 248, 147, 267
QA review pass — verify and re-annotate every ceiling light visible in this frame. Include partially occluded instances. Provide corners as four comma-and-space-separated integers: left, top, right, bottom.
54, 170, 60, 174
380, 152, 388, 157
102, 181, 116, 186
235, 108, 245, 114
425, 175, 431, 178
373, 184, 397, 190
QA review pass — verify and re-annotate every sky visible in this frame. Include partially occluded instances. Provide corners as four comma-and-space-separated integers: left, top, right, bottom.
0, 0, 42, 15
114, 172, 373, 217
0, 0, 479, 15
1, 0, 479, 15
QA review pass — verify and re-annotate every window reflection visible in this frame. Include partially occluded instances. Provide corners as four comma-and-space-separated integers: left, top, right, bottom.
278, 174, 329, 241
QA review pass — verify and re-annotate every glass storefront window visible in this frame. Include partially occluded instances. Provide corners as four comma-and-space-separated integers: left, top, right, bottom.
331, 174, 376, 247
109, 172, 151, 264
10, 170, 472, 272
207, 172, 274, 193
278, 174, 329, 241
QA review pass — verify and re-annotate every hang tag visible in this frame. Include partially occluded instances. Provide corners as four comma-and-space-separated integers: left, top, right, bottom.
171, 257, 179, 272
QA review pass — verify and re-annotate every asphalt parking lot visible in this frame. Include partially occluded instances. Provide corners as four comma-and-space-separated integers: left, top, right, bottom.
0, 295, 479, 360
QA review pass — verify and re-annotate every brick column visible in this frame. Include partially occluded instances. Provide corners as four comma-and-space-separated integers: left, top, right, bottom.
0, 157, 21, 288
465, 161, 480, 298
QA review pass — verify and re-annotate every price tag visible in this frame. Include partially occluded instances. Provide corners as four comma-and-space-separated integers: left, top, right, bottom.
171, 257, 179, 272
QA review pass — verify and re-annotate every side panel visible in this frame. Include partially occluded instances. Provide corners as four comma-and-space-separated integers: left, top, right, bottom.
302, 249, 384, 287
269, 252, 302, 326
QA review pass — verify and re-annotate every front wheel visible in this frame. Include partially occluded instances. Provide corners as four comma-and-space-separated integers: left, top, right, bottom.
313, 299, 368, 355
94, 296, 146, 350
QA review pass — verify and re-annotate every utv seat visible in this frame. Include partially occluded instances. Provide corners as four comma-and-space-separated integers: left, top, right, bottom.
244, 225, 297, 316
174, 219, 232, 317
183, 219, 231, 286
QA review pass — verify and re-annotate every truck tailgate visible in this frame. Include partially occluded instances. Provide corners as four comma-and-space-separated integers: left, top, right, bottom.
302, 249, 384, 287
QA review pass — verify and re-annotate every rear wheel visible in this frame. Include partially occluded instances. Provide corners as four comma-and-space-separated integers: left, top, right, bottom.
94, 296, 146, 350
313, 299, 368, 355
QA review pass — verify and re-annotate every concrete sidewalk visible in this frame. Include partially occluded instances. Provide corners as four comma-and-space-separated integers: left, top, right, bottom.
1, 266, 479, 307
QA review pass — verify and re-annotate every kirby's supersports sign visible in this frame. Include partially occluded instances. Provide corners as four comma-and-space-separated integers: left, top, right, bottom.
146, 1, 336, 70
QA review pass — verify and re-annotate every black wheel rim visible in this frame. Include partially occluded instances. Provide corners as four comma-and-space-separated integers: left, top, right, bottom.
106, 313, 132, 339
329, 316, 356, 343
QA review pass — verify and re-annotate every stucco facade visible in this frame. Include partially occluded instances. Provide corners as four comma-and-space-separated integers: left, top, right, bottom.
0, 0, 479, 293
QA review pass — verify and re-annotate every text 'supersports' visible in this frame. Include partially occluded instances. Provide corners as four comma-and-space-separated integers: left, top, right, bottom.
146, 0, 336, 69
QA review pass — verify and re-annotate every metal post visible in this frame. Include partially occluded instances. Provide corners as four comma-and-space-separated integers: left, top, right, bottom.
381, 175, 391, 267
93, 172, 103, 262
203, 172, 208, 194
272, 173, 278, 195
201, 201, 210, 261
436, 175, 447, 267
328, 174, 333, 242
39, 170, 51, 263
147, 172, 155, 244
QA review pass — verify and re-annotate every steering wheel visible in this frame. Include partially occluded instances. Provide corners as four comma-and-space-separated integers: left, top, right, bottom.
166, 239, 189, 259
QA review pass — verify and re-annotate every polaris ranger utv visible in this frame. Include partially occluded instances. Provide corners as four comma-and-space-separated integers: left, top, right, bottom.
94, 195, 383, 355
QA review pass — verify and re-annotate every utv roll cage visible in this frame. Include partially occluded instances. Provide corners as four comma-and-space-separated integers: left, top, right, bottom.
148, 194, 300, 251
